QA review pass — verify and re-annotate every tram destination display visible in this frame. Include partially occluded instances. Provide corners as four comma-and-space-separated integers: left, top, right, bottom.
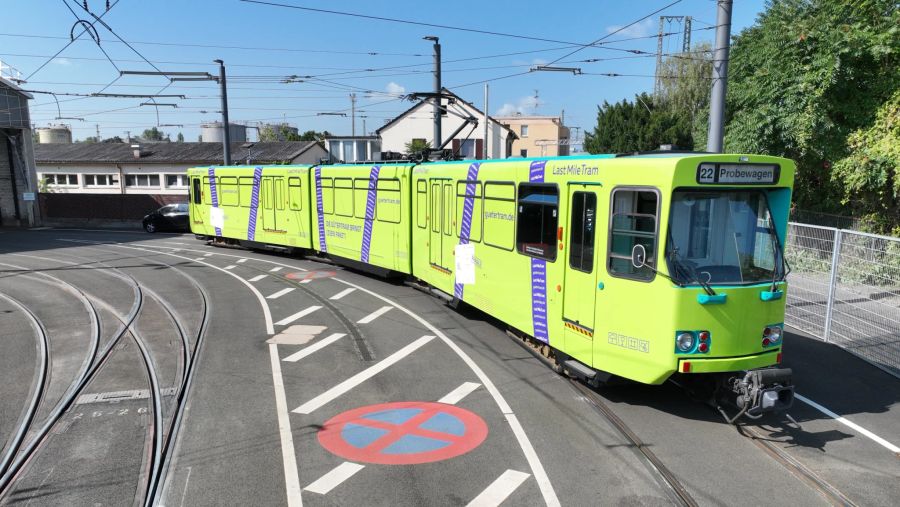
696, 163, 779, 185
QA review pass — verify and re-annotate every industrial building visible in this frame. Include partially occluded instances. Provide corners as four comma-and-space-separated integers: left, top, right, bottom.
0, 76, 39, 227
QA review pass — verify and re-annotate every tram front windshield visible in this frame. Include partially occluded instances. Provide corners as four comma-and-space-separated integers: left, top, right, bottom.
665, 190, 784, 286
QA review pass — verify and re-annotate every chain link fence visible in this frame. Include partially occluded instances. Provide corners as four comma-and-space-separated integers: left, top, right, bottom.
785, 223, 900, 378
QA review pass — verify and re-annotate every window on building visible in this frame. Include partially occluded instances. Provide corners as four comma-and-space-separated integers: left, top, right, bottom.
165, 174, 189, 188
459, 139, 476, 159
125, 174, 160, 188
520, 149, 528, 158
520, 125, 529, 137
608, 188, 659, 281
83, 174, 117, 187
516, 184, 558, 261
44, 174, 78, 186
569, 191, 597, 273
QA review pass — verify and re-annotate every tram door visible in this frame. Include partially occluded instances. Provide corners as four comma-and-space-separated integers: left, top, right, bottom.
190, 177, 203, 226
262, 177, 275, 231
429, 179, 453, 270
562, 186, 599, 363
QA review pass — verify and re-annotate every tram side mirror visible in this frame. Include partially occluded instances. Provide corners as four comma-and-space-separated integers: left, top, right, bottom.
631, 244, 647, 269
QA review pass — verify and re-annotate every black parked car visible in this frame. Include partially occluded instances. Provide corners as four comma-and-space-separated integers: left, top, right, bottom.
143, 203, 189, 233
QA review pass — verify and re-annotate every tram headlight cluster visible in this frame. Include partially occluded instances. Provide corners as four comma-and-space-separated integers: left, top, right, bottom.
762, 324, 783, 347
675, 330, 711, 354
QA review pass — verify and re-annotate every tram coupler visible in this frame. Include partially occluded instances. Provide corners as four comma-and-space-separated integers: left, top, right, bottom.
717, 368, 794, 423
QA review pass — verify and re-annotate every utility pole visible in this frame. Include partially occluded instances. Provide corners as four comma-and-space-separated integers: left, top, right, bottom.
362, 118, 366, 137
424, 36, 441, 150
214, 59, 232, 165
95, 124, 100, 141
483, 83, 489, 159
706, 0, 733, 153
350, 93, 357, 136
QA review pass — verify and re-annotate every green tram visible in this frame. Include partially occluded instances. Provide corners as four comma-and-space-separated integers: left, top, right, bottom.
188, 153, 795, 420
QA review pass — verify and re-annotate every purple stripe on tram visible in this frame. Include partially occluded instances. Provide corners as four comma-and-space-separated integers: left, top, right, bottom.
360, 165, 381, 263
207, 167, 222, 237
246, 166, 263, 241
314, 166, 327, 252
528, 160, 550, 343
453, 162, 480, 299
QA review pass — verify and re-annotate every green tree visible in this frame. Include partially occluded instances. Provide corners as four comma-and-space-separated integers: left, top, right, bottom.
176, 132, 184, 143
299, 129, 330, 141
404, 138, 431, 156
831, 89, 900, 233
142, 127, 165, 141
584, 93, 693, 154
723, 0, 899, 216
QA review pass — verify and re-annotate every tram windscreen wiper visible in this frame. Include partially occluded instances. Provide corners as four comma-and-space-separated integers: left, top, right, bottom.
668, 246, 716, 296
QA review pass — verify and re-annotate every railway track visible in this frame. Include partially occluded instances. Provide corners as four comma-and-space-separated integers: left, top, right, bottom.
0, 249, 209, 506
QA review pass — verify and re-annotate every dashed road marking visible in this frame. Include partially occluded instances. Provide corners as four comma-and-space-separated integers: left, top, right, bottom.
275, 306, 322, 326
467, 470, 530, 507
270, 266, 283, 272
439, 382, 481, 405
293, 335, 436, 415
193, 257, 205, 262
796, 394, 900, 454
248, 274, 267, 282
267, 288, 296, 300
304, 462, 364, 495
299, 279, 312, 284
237, 258, 248, 263
203, 253, 213, 257
224, 265, 236, 270
330, 288, 356, 300
283, 333, 346, 363
357, 305, 392, 324
268, 344, 303, 507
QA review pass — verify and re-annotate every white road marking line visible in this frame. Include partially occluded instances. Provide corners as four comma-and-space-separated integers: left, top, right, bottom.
466, 470, 530, 507
193, 257, 205, 262
139, 243, 308, 271
248, 274, 267, 282
270, 266, 283, 272
269, 344, 303, 507
357, 305, 392, 324
795, 394, 900, 453
329, 277, 560, 507
330, 287, 356, 300
283, 333, 346, 363
267, 288, 296, 300
439, 382, 481, 405
224, 265, 236, 270
117, 245, 559, 505
293, 335, 435, 415
275, 306, 322, 326
203, 253, 212, 257
304, 462, 364, 495
299, 279, 312, 284
237, 258, 248, 263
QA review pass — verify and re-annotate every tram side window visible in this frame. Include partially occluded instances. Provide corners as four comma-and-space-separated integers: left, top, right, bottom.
288, 177, 302, 211
239, 177, 254, 207
321, 177, 334, 215
354, 178, 369, 219
334, 178, 353, 217
516, 184, 559, 261
376, 179, 401, 223
220, 176, 238, 207
201, 177, 212, 204
456, 180, 482, 243
484, 182, 515, 251
608, 189, 659, 281
192, 178, 201, 204
416, 180, 427, 229
275, 179, 285, 210
569, 191, 597, 272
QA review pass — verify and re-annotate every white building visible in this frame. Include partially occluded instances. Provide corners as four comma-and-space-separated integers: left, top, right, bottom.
0, 76, 40, 226
325, 136, 381, 163
34, 141, 327, 195
377, 88, 516, 159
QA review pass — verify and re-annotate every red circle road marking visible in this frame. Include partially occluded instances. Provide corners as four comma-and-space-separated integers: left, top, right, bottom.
318, 401, 488, 465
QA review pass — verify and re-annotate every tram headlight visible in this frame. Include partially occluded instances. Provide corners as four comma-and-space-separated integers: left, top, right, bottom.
763, 324, 783, 347
676, 332, 696, 352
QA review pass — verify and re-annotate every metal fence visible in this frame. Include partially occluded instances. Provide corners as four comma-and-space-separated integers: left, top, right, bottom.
785, 223, 900, 378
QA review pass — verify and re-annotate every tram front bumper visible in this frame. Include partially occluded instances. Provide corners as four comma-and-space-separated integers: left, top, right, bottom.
677, 349, 780, 374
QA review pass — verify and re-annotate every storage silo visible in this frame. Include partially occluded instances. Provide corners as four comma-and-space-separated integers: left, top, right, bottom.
36, 124, 72, 144
200, 122, 246, 143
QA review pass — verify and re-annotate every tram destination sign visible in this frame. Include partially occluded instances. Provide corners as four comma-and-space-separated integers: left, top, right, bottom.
696, 163, 779, 185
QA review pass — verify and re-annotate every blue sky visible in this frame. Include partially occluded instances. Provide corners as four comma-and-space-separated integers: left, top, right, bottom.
4, 0, 766, 143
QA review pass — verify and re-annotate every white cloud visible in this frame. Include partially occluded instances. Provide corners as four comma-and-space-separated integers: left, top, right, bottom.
52, 58, 72, 66
495, 95, 543, 116
385, 81, 405, 96
605, 18, 655, 38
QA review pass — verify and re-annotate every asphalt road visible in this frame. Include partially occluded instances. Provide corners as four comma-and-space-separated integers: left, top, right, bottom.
0, 228, 897, 506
